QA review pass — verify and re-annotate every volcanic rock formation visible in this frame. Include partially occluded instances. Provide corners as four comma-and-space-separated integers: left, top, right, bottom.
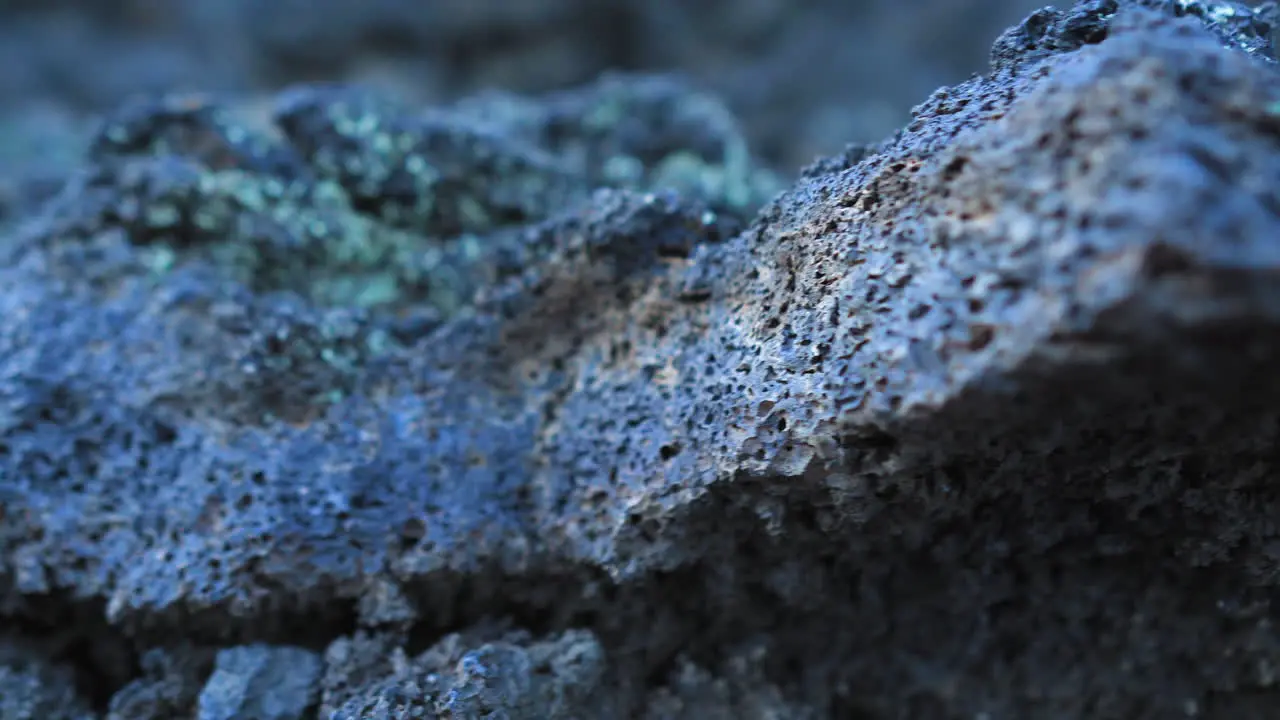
4, 1, 1280, 718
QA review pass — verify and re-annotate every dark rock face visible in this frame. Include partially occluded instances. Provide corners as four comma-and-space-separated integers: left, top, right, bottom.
4, 1, 1280, 717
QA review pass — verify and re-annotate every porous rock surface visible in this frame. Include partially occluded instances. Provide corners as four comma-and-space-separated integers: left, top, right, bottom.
5, 1, 1280, 717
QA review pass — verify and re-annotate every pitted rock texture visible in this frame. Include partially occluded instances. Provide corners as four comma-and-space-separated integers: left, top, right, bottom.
5, 1, 1280, 718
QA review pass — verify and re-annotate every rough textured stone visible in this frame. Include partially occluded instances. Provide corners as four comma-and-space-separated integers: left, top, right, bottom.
0, 639, 96, 720
322, 628, 609, 719
196, 645, 322, 720
106, 645, 214, 720
4, 1, 1280, 718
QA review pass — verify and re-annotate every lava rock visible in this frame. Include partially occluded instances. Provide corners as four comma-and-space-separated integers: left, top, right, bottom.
107, 645, 215, 720
0, 639, 96, 720
4, 1, 1280, 718
196, 645, 323, 720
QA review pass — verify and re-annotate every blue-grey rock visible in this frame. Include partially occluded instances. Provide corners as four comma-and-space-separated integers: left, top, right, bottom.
197, 645, 322, 720
4, 1, 1280, 717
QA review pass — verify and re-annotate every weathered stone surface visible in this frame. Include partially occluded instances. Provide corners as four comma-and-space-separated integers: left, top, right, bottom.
196, 645, 322, 720
321, 628, 609, 718
0, 638, 96, 720
106, 645, 214, 720
4, 1, 1280, 717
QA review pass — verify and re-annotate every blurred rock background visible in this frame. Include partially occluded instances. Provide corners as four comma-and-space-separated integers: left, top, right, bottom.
0, 0, 1064, 187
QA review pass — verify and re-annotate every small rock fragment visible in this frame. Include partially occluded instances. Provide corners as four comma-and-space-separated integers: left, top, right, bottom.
196, 645, 323, 720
